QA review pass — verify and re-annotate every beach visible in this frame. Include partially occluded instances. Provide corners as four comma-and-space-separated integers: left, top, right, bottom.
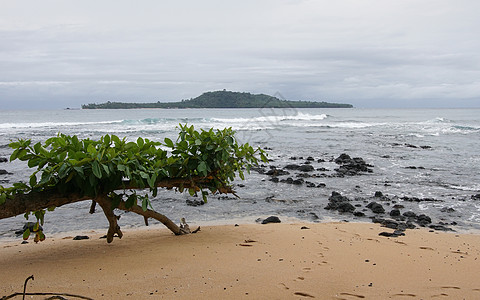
1, 222, 479, 299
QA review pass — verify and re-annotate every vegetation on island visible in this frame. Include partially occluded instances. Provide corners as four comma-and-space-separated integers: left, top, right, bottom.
82, 90, 353, 109
0, 125, 267, 243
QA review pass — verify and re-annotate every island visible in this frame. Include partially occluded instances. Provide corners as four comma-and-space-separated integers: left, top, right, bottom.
81, 91, 353, 109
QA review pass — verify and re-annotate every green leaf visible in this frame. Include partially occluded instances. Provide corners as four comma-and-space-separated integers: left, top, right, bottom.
10, 149, 19, 161
92, 161, 102, 179
197, 161, 207, 176
29, 174, 37, 188
102, 164, 110, 176
147, 173, 157, 189
112, 135, 120, 145
27, 157, 42, 168
137, 137, 144, 148
0, 193, 6, 205
142, 197, 148, 211
87, 144, 97, 155
126, 194, 136, 208
202, 191, 208, 203
23, 228, 31, 240
188, 188, 195, 196
103, 134, 110, 145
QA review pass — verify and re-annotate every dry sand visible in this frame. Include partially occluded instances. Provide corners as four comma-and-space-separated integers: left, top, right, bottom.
1, 222, 480, 299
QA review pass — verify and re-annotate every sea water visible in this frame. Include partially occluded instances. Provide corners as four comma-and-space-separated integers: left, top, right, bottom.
1, 108, 479, 239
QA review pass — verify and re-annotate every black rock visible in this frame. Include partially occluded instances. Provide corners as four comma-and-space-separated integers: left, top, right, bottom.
429, 224, 454, 231
269, 177, 279, 183
416, 214, 432, 227
337, 202, 356, 213
353, 211, 365, 217
333, 154, 373, 176
73, 235, 89, 240
403, 211, 417, 218
379, 230, 405, 237
401, 196, 441, 202
382, 220, 400, 229
389, 209, 401, 217
305, 182, 316, 188
324, 192, 355, 213
186, 199, 205, 207
251, 167, 266, 174
284, 164, 301, 170
472, 194, 480, 200
0, 169, 9, 175
0, 157, 7, 163
262, 216, 281, 224
334, 153, 352, 164
298, 164, 315, 172
266, 167, 290, 176
296, 173, 311, 178
366, 202, 385, 214
292, 179, 304, 185
317, 183, 326, 188
440, 207, 455, 213
280, 177, 294, 184
306, 156, 315, 161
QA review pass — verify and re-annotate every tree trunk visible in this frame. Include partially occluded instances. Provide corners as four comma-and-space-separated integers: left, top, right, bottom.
0, 176, 219, 240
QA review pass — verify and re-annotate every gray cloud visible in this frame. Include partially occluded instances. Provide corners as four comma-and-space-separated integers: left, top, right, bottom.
1, 0, 480, 109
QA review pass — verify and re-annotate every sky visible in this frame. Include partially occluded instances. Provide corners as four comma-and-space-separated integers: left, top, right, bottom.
1, 0, 480, 109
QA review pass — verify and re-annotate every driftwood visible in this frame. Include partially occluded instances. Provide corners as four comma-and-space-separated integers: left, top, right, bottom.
0, 176, 221, 242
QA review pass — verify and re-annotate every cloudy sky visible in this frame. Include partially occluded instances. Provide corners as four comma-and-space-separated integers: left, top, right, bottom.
1, 0, 480, 109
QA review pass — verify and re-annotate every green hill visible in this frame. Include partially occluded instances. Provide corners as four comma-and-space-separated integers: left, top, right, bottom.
82, 91, 353, 109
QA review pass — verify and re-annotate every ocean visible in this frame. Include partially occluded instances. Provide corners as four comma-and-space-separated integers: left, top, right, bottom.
1, 107, 480, 239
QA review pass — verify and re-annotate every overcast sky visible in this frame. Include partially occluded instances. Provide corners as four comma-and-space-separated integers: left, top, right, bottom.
1, 0, 480, 109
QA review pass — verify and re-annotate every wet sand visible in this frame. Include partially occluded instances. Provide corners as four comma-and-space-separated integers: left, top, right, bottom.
1, 222, 480, 299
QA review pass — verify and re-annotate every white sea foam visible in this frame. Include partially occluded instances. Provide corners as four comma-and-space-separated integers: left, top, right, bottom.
211, 112, 328, 125
0, 120, 122, 130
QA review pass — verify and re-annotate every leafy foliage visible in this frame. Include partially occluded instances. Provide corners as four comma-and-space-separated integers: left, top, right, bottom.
0, 124, 267, 241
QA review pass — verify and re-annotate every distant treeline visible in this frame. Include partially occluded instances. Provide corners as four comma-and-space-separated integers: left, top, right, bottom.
82, 91, 353, 109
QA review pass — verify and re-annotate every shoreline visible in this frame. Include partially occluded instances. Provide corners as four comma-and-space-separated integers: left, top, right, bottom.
2, 222, 480, 299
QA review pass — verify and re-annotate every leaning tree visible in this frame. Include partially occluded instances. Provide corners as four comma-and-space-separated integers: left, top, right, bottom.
0, 124, 267, 243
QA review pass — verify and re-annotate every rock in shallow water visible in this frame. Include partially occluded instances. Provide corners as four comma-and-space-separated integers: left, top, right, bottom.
261, 216, 281, 224
366, 202, 385, 214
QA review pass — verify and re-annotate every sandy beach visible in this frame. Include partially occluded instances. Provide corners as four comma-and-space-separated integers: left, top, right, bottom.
1, 222, 480, 299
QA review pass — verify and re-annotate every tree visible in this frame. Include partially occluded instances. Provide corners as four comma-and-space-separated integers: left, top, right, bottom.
0, 124, 267, 243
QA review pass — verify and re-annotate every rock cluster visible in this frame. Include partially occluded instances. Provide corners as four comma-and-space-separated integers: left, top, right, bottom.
322, 190, 454, 236
334, 153, 373, 176
254, 153, 375, 188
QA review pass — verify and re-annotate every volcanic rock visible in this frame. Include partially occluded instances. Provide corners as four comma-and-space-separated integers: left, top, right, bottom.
366, 202, 385, 214
261, 216, 281, 224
